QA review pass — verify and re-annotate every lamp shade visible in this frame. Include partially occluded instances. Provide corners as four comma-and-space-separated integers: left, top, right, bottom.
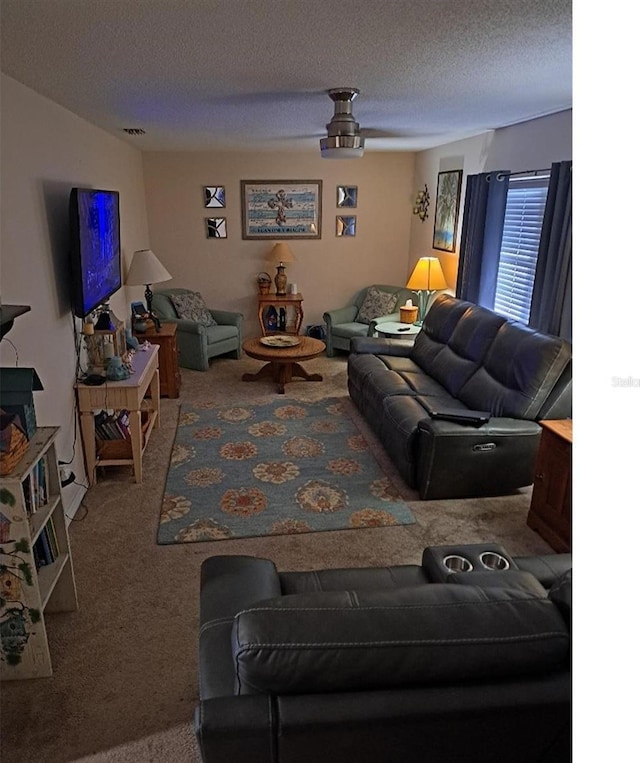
406, 257, 447, 291
126, 249, 172, 286
267, 242, 296, 265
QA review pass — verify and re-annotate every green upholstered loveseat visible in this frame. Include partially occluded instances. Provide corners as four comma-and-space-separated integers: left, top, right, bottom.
322, 284, 415, 357
153, 288, 243, 371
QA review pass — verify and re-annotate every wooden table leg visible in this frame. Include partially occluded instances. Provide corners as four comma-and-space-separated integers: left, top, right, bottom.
80, 410, 97, 487
129, 409, 143, 483
289, 362, 323, 383
242, 360, 323, 394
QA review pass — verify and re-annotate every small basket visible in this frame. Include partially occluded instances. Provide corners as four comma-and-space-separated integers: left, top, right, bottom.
257, 272, 272, 295
400, 306, 418, 324
0, 418, 29, 476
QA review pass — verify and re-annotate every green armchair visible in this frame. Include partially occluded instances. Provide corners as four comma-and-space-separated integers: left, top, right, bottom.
323, 284, 415, 357
153, 288, 243, 371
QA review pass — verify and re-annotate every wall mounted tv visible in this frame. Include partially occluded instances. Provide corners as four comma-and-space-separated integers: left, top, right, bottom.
69, 187, 122, 319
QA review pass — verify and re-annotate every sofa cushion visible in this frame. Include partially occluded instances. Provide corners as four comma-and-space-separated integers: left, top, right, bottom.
232, 584, 569, 695
170, 291, 217, 326
410, 297, 505, 398
356, 287, 398, 324
456, 322, 572, 418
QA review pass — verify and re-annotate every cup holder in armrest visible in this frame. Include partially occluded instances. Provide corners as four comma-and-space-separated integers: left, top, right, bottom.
479, 551, 510, 571
442, 554, 474, 573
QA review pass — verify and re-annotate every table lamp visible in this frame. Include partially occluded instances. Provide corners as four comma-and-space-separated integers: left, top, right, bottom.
126, 249, 172, 318
405, 256, 447, 323
267, 242, 296, 296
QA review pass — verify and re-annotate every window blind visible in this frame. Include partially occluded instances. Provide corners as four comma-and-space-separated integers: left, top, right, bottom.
494, 178, 549, 323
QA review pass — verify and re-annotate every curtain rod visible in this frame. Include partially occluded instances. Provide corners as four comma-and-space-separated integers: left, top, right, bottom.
496, 168, 551, 182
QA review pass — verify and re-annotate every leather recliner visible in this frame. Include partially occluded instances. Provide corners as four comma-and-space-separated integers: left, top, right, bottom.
195, 545, 571, 763
347, 293, 572, 499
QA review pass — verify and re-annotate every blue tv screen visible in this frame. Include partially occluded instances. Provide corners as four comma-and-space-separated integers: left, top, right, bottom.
69, 188, 122, 318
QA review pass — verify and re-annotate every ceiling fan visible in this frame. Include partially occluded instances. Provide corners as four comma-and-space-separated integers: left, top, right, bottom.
320, 88, 366, 159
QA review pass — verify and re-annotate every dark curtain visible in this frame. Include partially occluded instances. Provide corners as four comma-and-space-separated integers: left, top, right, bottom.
455, 171, 509, 306
528, 161, 572, 341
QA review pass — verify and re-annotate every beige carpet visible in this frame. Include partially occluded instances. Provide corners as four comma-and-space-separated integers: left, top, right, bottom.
0, 353, 552, 762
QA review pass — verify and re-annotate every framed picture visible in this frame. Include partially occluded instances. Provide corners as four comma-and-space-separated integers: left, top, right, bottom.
336, 215, 356, 237
337, 185, 357, 208
204, 186, 226, 208
241, 180, 322, 239
432, 170, 463, 252
206, 217, 227, 238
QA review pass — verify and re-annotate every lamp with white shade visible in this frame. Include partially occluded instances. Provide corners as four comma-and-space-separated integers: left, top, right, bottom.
126, 249, 172, 318
405, 256, 447, 323
267, 242, 296, 296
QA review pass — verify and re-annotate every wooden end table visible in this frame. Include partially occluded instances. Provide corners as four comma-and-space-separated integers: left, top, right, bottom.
242, 336, 325, 394
75, 345, 160, 485
527, 419, 572, 551
133, 322, 181, 398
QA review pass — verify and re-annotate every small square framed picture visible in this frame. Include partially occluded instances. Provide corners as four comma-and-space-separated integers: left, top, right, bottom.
206, 217, 227, 238
204, 186, 226, 208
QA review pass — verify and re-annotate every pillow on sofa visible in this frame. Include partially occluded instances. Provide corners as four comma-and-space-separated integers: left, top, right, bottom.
356, 287, 398, 324
170, 292, 217, 326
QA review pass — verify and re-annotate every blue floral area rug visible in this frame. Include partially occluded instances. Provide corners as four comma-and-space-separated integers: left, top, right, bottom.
158, 397, 415, 543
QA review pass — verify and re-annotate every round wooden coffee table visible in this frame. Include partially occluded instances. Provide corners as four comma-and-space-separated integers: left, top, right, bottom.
242, 335, 326, 394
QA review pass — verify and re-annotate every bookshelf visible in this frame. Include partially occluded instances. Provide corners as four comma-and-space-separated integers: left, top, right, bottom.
0, 427, 78, 680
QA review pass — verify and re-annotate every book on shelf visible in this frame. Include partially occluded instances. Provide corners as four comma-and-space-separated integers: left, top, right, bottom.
94, 409, 131, 440
20, 457, 49, 516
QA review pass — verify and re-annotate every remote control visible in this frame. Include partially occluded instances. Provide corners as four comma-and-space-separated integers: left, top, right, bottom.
398, 326, 411, 331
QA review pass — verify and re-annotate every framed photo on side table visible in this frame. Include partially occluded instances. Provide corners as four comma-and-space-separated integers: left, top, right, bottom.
241, 180, 322, 239
432, 170, 463, 252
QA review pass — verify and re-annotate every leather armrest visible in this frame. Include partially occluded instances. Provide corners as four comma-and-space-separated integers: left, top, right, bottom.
350, 336, 413, 357
417, 416, 541, 436
199, 556, 281, 700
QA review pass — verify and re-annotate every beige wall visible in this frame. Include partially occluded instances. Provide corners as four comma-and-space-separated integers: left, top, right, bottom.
0, 74, 150, 513
142, 151, 416, 336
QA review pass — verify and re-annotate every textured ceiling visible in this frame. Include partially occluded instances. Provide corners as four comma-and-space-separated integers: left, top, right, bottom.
0, 0, 572, 153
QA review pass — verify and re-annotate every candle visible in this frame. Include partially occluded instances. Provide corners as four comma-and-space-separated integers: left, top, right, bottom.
102, 339, 115, 359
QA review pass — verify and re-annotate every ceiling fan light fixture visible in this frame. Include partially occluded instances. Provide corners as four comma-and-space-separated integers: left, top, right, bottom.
320, 87, 366, 159
320, 135, 365, 159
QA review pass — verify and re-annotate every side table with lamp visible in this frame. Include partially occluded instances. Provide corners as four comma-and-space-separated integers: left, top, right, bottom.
405, 256, 448, 323
126, 248, 180, 398
125, 248, 173, 330
258, 242, 303, 335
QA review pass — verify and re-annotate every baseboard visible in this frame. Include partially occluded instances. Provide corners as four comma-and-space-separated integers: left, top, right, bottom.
63, 481, 87, 524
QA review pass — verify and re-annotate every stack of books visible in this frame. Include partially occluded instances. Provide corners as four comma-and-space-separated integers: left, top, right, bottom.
94, 409, 131, 440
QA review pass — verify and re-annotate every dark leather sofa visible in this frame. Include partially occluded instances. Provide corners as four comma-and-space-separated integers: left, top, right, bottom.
347, 294, 572, 499
195, 545, 571, 763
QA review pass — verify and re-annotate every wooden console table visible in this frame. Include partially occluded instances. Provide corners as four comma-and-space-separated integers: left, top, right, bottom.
257, 293, 304, 336
134, 322, 181, 398
527, 419, 572, 552
75, 345, 160, 486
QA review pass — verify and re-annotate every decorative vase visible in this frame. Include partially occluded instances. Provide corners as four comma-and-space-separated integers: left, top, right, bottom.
274, 265, 287, 296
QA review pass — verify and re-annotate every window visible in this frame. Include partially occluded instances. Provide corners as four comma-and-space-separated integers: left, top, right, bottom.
493, 176, 549, 323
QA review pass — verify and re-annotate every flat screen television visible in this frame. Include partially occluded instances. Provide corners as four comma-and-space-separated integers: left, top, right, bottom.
69, 187, 122, 318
